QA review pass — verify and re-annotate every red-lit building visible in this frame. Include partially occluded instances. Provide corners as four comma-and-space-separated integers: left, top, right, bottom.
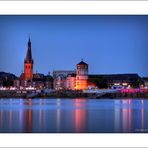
24, 36, 33, 81
13, 36, 53, 89
66, 60, 88, 90
53, 60, 89, 91
75, 60, 88, 90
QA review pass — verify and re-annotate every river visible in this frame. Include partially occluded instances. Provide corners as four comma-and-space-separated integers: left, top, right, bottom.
0, 98, 148, 133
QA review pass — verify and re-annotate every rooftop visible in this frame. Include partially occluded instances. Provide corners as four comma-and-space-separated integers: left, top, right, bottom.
77, 60, 88, 66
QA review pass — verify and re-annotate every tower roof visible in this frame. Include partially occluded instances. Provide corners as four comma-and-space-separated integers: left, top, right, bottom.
25, 36, 33, 64
77, 59, 88, 65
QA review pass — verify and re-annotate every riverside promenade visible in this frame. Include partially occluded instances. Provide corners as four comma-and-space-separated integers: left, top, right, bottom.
0, 88, 148, 98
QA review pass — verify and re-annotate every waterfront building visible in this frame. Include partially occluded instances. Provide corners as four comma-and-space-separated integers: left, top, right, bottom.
142, 77, 148, 88
1, 36, 144, 91
53, 60, 89, 90
66, 73, 76, 90
75, 60, 88, 90
14, 73, 53, 89
24, 36, 33, 81
13, 79, 20, 88
32, 73, 53, 89
88, 74, 141, 89
53, 70, 75, 90
13, 36, 53, 90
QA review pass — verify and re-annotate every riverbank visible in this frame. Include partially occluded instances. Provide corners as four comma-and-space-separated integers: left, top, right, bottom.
0, 90, 87, 98
0, 89, 148, 99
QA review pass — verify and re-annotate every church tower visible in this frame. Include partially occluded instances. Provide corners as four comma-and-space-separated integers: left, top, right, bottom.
75, 59, 88, 90
24, 36, 33, 81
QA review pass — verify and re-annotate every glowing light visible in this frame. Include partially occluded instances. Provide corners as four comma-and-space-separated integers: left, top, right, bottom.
114, 83, 120, 86
120, 88, 148, 93
25, 86, 35, 90
122, 83, 128, 86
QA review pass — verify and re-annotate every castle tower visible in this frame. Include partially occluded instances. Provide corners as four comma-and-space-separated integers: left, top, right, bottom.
24, 36, 33, 81
75, 59, 88, 90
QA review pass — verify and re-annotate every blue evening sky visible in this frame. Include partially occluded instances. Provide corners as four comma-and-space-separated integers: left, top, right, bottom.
0, 16, 147, 77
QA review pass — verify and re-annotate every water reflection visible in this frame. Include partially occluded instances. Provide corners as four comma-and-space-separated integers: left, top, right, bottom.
114, 100, 121, 132
122, 100, 131, 132
38, 99, 41, 131
114, 99, 145, 133
141, 100, 144, 129
75, 99, 87, 132
128, 100, 132, 132
25, 99, 32, 132
56, 99, 61, 132
0, 110, 2, 128
0, 98, 148, 133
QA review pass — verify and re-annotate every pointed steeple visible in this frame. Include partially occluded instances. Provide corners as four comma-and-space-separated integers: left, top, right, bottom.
28, 33, 31, 43
25, 35, 33, 64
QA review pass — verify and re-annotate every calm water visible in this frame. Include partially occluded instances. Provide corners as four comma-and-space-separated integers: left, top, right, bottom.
0, 98, 148, 133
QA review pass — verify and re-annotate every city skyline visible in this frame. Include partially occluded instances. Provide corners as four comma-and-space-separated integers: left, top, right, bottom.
0, 16, 148, 77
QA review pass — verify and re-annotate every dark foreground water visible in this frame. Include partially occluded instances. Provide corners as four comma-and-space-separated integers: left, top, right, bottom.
0, 98, 148, 133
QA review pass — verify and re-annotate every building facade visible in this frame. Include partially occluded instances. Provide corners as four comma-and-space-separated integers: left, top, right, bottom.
53, 70, 75, 90
53, 60, 89, 90
88, 74, 141, 89
75, 60, 88, 90
24, 36, 33, 81
142, 77, 148, 88
66, 73, 76, 90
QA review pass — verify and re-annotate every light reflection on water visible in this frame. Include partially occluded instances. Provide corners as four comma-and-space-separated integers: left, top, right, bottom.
0, 98, 148, 133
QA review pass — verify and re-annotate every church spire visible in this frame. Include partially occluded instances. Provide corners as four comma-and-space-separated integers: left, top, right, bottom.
28, 33, 31, 43
24, 35, 34, 81
25, 35, 33, 64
